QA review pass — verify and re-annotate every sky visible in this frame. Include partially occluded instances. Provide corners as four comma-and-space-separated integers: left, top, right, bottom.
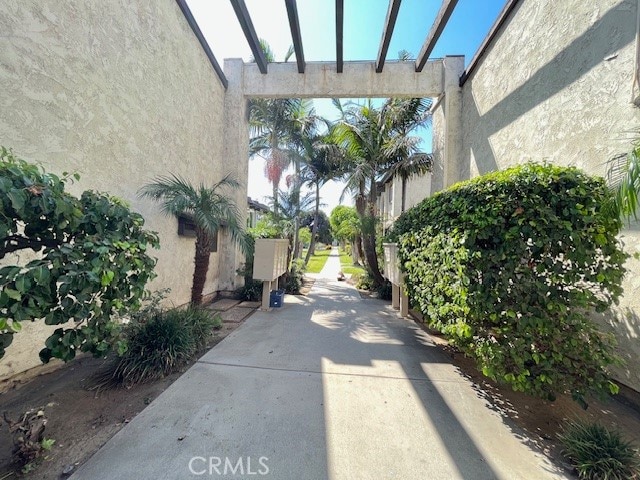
186, 0, 507, 214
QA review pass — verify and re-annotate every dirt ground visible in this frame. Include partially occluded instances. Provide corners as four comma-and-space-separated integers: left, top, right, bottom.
0, 320, 242, 480
1, 289, 639, 479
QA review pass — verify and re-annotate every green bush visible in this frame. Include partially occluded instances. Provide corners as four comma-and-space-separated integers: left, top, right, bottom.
559, 421, 640, 479
355, 271, 374, 291
238, 279, 263, 301
110, 306, 220, 386
285, 258, 306, 294
391, 163, 627, 401
376, 280, 392, 301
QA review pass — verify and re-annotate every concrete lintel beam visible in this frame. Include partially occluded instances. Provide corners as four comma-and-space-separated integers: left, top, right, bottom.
242, 60, 444, 98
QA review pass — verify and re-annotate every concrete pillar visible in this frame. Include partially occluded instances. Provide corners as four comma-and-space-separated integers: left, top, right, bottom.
391, 283, 400, 309
400, 290, 409, 318
219, 59, 250, 291
261, 280, 272, 311
431, 56, 465, 194
442, 56, 465, 188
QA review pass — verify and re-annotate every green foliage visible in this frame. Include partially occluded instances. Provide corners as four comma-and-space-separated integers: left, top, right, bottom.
330, 205, 359, 243
392, 163, 627, 401
605, 141, 640, 222
110, 306, 220, 386
305, 248, 331, 274
355, 271, 374, 291
559, 421, 640, 479
237, 279, 263, 301
376, 280, 393, 301
285, 258, 306, 294
298, 226, 312, 247
0, 148, 159, 362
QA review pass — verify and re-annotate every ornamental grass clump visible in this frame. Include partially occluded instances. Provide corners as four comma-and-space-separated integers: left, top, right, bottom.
389, 163, 628, 403
109, 306, 222, 387
559, 421, 640, 479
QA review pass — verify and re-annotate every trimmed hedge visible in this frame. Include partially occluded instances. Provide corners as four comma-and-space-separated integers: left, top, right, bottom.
389, 163, 627, 401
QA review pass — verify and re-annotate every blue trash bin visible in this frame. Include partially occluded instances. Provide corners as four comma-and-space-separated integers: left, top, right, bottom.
269, 289, 284, 308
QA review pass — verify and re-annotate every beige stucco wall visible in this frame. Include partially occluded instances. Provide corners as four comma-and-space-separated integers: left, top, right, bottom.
0, 1, 228, 379
461, 0, 640, 391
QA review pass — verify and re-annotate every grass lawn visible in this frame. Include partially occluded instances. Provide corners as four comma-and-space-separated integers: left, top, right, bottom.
339, 249, 366, 276
303, 248, 331, 273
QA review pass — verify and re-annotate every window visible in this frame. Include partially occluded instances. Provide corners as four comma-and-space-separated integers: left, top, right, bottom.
178, 215, 218, 252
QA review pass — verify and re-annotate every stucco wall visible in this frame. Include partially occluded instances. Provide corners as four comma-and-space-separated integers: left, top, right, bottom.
0, 1, 228, 379
461, 0, 640, 391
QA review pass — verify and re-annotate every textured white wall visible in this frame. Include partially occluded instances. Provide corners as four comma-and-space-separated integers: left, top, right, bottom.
461, 0, 640, 391
0, 1, 228, 379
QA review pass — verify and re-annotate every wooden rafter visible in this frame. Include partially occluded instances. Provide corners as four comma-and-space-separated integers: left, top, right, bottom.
376, 0, 402, 73
336, 0, 344, 73
175, 0, 228, 88
230, 0, 268, 74
285, 0, 305, 73
415, 0, 459, 72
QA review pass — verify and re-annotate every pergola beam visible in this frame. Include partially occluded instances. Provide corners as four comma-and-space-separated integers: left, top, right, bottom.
415, 0, 459, 72
230, 0, 268, 74
175, 0, 228, 88
336, 0, 344, 73
376, 0, 402, 73
284, 0, 305, 73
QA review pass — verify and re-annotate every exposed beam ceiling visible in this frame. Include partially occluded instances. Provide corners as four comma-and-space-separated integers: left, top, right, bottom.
230, 0, 268, 74
284, 0, 305, 73
376, 0, 402, 73
415, 0, 459, 72
336, 0, 344, 73
175, 0, 227, 88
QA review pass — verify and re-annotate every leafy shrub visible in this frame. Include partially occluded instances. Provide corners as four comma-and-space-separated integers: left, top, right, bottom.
110, 306, 219, 386
0, 147, 159, 362
559, 421, 640, 479
181, 306, 222, 349
112, 311, 196, 385
238, 279, 263, 301
285, 258, 306, 294
355, 271, 374, 290
376, 280, 393, 301
391, 163, 627, 401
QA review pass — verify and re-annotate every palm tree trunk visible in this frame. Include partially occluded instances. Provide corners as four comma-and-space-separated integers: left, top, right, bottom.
364, 179, 385, 287
401, 175, 407, 213
191, 230, 211, 305
304, 181, 321, 266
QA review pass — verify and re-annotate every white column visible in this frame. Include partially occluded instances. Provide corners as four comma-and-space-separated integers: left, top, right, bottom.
442, 55, 465, 188
218, 59, 249, 291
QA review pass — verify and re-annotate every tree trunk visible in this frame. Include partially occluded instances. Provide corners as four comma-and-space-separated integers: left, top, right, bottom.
304, 181, 321, 266
401, 175, 407, 213
355, 235, 364, 266
363, 180, 385, 287
191, 230, 211, 305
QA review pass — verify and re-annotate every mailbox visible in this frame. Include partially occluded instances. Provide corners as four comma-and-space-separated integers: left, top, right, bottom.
253, 238, 289, 310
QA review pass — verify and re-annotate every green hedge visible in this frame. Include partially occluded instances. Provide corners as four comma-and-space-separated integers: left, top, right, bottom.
390, 163, 627, 401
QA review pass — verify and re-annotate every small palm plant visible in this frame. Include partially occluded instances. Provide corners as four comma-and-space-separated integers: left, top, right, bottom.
139, 174, 249, 305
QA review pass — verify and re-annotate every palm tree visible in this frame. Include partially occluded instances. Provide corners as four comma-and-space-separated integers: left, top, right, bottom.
606, 140, 640, 221
248, 40, 300, 216
331, 98, 430, 287
139, 174, 249, 305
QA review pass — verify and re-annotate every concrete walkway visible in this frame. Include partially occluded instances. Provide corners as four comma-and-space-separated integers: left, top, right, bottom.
72, 248, 566, 480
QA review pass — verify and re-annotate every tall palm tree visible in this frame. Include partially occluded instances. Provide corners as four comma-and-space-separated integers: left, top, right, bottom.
139, 174, 249, 305
331, 98, 429, 287
248, 40, 299, 216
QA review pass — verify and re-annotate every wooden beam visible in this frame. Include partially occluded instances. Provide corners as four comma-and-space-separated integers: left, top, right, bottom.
284, 0, 305, 73
230, 0, 268, 74
175, 0, 228, 88
336, 0, 344, 73
415, 0, 459, 72
376, 0, 402, 73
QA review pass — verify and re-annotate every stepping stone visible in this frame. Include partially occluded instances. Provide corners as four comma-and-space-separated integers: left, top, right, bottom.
220, 307, 254, 323
209, 299, 241, 311
237, 301, 261, 309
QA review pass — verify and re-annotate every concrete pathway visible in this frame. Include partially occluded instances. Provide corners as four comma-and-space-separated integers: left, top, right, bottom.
72, 248, 567, 479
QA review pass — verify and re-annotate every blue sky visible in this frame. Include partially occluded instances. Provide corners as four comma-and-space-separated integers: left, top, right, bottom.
186, 0, 506, 213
